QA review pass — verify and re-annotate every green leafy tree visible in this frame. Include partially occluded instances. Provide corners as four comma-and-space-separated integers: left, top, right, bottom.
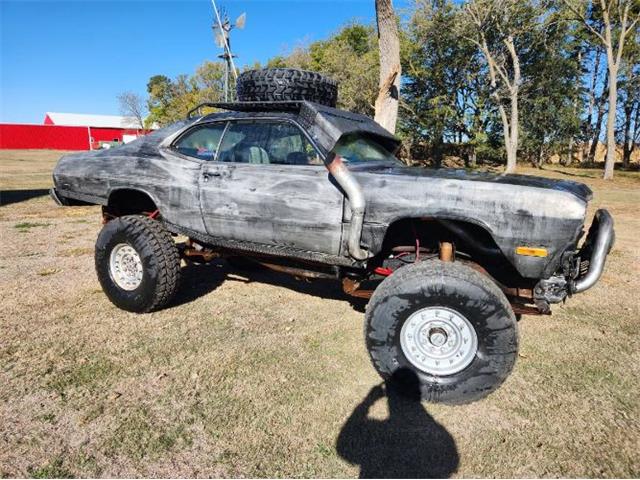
562, 0, 640, 178
269, 23, 380, 116
145, 62, 226, 126
402, 0, 494, 166
520, 8, 582, 167
146, 75, 174, 127
616, 49, 640, 168
462, 0, 547, 173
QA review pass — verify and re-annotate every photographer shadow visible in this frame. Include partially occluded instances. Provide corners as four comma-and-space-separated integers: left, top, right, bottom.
336, 370, 459, 478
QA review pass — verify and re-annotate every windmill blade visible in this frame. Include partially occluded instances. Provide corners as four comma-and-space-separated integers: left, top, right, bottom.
236, 12, 246, 29
214, 30, 226, 48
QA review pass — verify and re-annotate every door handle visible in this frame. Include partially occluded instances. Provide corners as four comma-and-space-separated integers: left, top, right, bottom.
202, 171, 222, 182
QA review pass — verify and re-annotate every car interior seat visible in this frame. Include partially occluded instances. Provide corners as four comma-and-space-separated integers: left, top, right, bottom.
235, 145, 270, 164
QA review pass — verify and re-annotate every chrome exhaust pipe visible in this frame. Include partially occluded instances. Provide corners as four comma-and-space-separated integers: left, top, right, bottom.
573, 209, 614, 293
326, 154, 370, 261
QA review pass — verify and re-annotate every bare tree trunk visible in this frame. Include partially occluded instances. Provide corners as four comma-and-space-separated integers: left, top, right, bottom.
469, 145, 477, 167
582, 45, 602, 162
536, 144, 545, 168
504, 36, 520, 173
374, 0, 401, 133
564, 137, 575, 166
506, 89, 519, 173
588, 67, 608, 163
603, 52, 618, 180
588, 98, 606, 163
564, 48, 582, 167
621, 102, 638, 169
600, 1, 636, 180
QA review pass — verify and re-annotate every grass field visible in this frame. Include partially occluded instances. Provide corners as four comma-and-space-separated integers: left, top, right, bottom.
1, 149, 639, 477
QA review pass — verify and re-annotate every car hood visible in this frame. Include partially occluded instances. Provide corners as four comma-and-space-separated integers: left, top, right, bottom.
350, 164, 593, 204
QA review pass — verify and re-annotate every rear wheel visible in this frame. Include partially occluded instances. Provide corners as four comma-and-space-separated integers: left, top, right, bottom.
365, 260, 518, 404
95, 215, 181, 313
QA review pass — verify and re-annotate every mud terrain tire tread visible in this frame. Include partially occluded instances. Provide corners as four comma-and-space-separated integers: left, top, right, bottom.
95, 215, 180, 313
236, 68, 338, 107
365, 260, 518, 405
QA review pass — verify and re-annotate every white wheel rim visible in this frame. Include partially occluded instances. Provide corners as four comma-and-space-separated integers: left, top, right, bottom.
109, 243, 143, 291
400, 306, 478, 376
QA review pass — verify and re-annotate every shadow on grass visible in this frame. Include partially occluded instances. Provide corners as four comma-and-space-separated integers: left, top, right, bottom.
169, 261, 227, 308
541, 168, 598, 179
169, 259, 368, 312
540, 163, 640, 180
0, 189, 50, 206
336, 369, 459, 479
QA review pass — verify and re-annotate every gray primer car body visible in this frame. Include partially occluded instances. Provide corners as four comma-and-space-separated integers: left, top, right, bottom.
52, 101, 610, 302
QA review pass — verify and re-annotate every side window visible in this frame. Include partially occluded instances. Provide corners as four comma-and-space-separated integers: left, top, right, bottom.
218, 121, 322, 165
218, 122, 271, 164
267, 123, 323, 165
173, 123, 226, 160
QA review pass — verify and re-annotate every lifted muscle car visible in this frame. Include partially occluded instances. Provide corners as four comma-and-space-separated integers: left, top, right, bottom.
51, 68, 614, 404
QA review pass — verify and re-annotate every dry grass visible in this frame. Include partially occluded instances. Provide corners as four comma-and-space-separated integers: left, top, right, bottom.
0, 150, 638, 478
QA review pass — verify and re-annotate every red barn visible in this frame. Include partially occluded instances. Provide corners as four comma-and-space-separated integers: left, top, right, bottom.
0, 113, 154, 150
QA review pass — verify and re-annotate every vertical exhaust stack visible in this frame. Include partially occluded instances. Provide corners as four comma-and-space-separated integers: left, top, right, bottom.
326, 154, 370, 261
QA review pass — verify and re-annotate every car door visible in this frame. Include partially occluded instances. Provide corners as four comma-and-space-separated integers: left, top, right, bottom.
199, 119, 345, 255
165, 121, 228, 235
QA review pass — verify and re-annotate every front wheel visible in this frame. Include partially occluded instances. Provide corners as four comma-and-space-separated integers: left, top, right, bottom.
365, 260, 518, 404
95, 215, 181, 313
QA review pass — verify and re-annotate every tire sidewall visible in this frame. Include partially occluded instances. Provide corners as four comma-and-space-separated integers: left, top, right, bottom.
95, 218, 161, 312
366, 263, 518, 403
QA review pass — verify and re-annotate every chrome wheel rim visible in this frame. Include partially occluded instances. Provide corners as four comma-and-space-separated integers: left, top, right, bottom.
400, 306, 478, 376
109, 243, 143, 291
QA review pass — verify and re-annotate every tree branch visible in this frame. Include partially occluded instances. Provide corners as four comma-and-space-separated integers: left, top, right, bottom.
561, 0, 608, 44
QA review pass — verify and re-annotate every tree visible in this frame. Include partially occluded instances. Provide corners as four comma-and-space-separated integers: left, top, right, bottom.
617, 58, 640, 168
146, 75, 175, 127
268, 23, 380, 116
402, 0, 492, 166
582, 45, 609, 164
145, 62, 227, 126
519, 7, 582, 167
463, 0, 543, 173
194, 61, 226, 101
375, 0, 402, 133
563, 0, 640, 179
117, 91, 146, 129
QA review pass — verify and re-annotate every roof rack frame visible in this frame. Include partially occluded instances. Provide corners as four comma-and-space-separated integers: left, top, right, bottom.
186, 101, 303, 119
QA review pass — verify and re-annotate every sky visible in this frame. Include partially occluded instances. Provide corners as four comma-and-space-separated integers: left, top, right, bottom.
1, 0, 408, 124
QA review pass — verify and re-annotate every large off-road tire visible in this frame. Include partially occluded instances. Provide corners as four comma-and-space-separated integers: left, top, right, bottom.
95, 215, 181, 313
236, 68, 338, 107
365, 260, 518, 405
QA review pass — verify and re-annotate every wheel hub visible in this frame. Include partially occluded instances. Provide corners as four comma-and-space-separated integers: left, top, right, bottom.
400, 307, 478, 376
427, 327, 448, 347
109, 243, 143, 291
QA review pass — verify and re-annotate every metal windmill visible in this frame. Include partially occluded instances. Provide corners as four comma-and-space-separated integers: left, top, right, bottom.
210, 0, 246, 101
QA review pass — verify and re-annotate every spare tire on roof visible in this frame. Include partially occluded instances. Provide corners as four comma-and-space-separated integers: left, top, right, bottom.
236, 68, 338, 108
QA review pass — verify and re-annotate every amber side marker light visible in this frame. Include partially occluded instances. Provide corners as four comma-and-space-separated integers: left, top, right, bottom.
516, 246, 548, 257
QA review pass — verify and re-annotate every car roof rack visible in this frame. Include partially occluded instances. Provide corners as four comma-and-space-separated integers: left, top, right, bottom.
186, 101, 303, 119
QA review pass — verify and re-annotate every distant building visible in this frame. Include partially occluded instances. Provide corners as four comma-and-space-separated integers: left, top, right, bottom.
0, 113, 156, 151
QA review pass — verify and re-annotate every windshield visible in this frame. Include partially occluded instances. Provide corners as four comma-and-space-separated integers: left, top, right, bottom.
333, 134, 400, 164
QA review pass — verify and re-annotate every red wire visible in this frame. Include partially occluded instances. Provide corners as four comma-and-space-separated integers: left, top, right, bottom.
374, 267, 393, 276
